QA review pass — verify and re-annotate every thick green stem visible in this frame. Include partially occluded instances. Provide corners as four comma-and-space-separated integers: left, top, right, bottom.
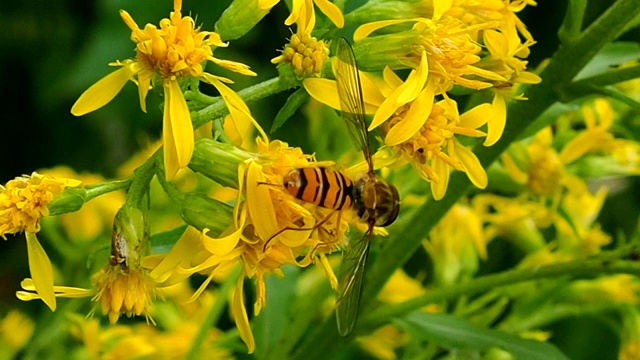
125, 153, 158, 208
292, 1, 640, 358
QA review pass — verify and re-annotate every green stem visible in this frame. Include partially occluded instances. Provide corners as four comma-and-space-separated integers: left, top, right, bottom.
84, 178, 133, 202
364, 258, 640, 329
186, 265, 241, 360
191, 77, 295, 128
558, 0, 587, 43
125, 154, 158, 208
559, 64, 640, 101
292, 1, 640, 358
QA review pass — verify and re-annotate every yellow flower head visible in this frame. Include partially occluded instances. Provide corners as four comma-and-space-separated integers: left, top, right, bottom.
0, 172, 80, 238
271, 31, 330, 77
92, 265, 158, 324
0, 311, 34, 355
71, 0, 256, 180
305, 54, 488, 200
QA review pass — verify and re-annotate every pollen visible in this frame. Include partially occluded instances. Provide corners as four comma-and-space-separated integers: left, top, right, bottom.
272, 32, 329, 77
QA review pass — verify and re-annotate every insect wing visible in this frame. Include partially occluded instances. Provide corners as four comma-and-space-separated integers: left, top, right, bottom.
335, 227, 374, 336
334, 38, 374, 173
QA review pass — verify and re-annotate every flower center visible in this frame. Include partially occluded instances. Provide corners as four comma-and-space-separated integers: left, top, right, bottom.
277, 33, 329, 76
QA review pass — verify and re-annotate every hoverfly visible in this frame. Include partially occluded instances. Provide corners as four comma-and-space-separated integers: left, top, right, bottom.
282, 38, 400, 336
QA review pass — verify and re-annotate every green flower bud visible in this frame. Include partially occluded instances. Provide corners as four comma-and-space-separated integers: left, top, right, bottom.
215, 0, 270, 41
48, 187, 87, 215
180, 193, 234, 237
354, 31, 421, 71
189, 138, 251, 189
111, 204, 149, 270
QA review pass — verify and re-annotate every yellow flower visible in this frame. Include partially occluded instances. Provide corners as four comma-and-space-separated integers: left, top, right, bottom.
424, 204, 487, 286
71, 0, 256, 180
0, 311, 34, 357
304, 54, 488, 200
259, 0, 344, 32
16, 265, 160, 325
353, 1, 540, 146
271, 31, 330, 77
0, 172, 81, 311
0, 172, 80, 237
148, 138, 362, 353
91, 266, 159, 324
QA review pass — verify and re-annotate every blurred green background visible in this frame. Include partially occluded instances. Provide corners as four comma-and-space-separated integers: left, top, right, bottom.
1, 1, 639, 359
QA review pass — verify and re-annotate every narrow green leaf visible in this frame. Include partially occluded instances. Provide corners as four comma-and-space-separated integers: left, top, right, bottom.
270, 88, 310, 133
149, 225, 187, 254
600, 86, 640, 109
575, 42, 640, 80
395, 312, 569, 360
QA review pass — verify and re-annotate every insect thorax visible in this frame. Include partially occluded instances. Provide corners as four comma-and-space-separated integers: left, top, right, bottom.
352, 173, 400, 227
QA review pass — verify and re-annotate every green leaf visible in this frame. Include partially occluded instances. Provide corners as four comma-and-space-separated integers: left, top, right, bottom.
150, 225, 187, 254
253, 266, 300, 360
575, 42, 640, 80
395, 312, 569, 360
600, 86, 640, 109
271, 88, 310, 133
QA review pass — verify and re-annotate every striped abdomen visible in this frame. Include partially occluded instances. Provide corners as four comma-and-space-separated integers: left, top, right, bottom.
283, 168, 353, 210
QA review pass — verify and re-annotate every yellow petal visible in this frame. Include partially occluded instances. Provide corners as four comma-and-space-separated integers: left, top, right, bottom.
285, 0, 305, 26
396, 51, 428, 105
71, 62, 140, 116
202, 227, 242, 256
203, 74, 268, 146
384, 84, 435, 146
232, 274, 255, 353
433, 0, 453, 20
484, 93, 506, 146
25, 232, 56, 311
559, 130, 608, 165
483, 29, 508, 58
303, 78, 341, 110
431, 156, 449, 201
258, 0, 280, 9
246, 162, 278, 241
454, 142, 488, 189
314, 0, 344, 28
149, 226, 201, 281
354, 19, 413, 41
370, 52, 428, 131
459, 103, 491, 130
137, 70, 152, 113
163, 78, 194, 180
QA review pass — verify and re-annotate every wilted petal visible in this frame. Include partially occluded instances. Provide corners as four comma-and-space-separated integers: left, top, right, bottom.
25, 232, 56, 311
71, 62, 141, 116
232, 274, 255, 353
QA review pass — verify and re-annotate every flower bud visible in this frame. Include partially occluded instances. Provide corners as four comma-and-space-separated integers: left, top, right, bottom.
180, 193, 234, 237
189, 138, 251, 189
48, 187, 87, 215
111, 204, 149, 270
215, 0, 270, 41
